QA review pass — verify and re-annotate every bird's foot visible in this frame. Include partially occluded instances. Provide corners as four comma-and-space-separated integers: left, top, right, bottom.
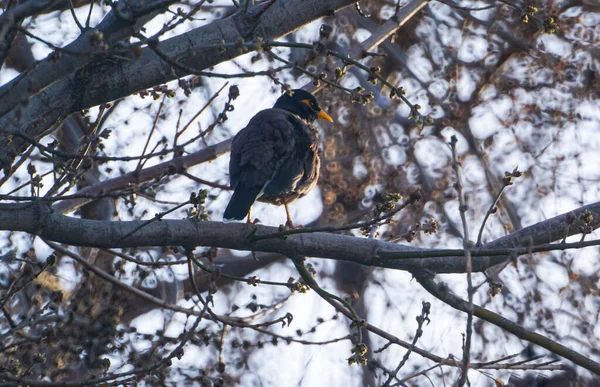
246, 213, 260, 224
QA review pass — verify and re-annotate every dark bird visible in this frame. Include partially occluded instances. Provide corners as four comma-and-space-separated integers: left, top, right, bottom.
224, 89, 333, 225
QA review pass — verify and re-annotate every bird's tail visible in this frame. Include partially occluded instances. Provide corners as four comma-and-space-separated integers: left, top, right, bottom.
223, 184, 262, 221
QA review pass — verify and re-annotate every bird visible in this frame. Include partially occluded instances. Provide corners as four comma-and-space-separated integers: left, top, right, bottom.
224, 89, 333, 226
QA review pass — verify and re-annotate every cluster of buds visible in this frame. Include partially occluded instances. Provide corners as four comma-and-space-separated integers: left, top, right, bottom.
178, 79, 192, 96
389, 86, 406, 99
383, 192, 403, 211
188, 190, 210, 220
401, 218, 438, 242
488, 281, 503, 297
521, 5, 538, 23
502, 167, 523, 186
367, 66, 381, 85
312, 72, 328, 87
519, 5, 558, 34
138, 85, 176, 100
287, 277, 309, 293
281, 84, 293, 96
347, 342, 367, 366
334, 66, 348, 82
351, 86, 374, 106
542, 17, 559, 34
408, 104, 434, 129
27, 163, 43, 195
579, 209, 594, 236
254, 36, 264, 53
409, 104, 422, 121
89, 29, 109, 53
216, 86, 239, 123
360, 192, 403, 236
247, 276, 261, 286
422, 217, 439, 235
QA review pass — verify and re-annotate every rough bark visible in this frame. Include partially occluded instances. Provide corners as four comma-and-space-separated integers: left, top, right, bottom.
1, 200, 597, 273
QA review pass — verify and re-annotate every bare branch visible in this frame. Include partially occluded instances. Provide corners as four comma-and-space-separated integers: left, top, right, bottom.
2, 201, 600, 274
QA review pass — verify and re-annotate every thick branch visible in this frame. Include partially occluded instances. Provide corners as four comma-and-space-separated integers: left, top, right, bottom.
1, 201, 599, 273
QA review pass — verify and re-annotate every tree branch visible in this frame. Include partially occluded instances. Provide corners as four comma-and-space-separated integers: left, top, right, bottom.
1, 201, 599, 274
416, 274, 600, 374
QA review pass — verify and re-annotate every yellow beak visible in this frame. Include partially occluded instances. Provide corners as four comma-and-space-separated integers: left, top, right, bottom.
318, 110, 334, 122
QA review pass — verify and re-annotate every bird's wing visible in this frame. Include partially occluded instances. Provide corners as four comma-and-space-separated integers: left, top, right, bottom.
229, 109, 299, 192
299, 130, 319, 186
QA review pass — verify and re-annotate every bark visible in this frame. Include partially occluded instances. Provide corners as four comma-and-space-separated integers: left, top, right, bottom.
0, 200, 597, 273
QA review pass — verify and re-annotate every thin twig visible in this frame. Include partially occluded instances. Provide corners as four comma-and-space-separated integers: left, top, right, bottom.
136, 96, 166, 172
68, 0, 85, 31
174, 83, 228, 147
434, 0, 495, 11
476, 185, 507, 246
250, 191, 420, 241
292, 258, 367, 365
383, 302, 432, 386
120, 200, 191, 240
85, 0, 94, 28
181, 171, 231, 190
449, 135, 473, 387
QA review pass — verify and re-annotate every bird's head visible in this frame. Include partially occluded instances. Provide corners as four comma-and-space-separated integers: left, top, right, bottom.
273, 89, 333, 124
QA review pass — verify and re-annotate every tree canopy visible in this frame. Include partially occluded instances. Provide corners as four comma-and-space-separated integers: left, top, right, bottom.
0, 0, 599, 385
